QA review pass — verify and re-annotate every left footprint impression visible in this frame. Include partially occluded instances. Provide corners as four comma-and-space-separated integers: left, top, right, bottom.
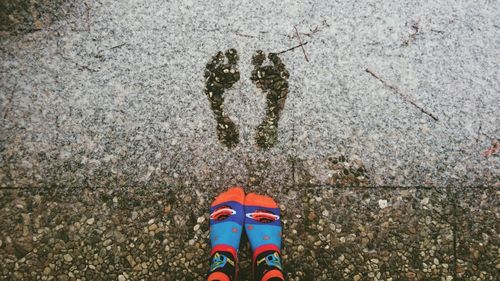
204, 49, 241, 148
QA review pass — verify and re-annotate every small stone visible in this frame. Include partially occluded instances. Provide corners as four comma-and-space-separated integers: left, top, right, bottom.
193, 224, 200, 231
131, 211, 138, 220
34, 20, 43, 29
148, 224, 158, 231
433, 258, 439, 265
406, 272, 416, 279
446, 276, 453, 281
322, 210, 329, 217
126, 255, 136, 267
400, 190, 411, 197
370, 258, 379, 264
118, 274, 126, 281
43, 267, 51, 275
63, 254, 73, 262
186, 252, 194, 260
297, 245, 304, 252
103, 239, 112, 246
86, 218, 95, 225
307, 212, 317, 220
421, 197, 430, 205
113, 197, 118, 203
148, 219, 155, 225
196, 216, 205, 224
353, 275, 361, 281
338, 255, 345, 262
378, 199, 388, 209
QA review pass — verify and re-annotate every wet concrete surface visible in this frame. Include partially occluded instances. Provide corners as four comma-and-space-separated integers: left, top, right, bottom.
1, 0, 499, 188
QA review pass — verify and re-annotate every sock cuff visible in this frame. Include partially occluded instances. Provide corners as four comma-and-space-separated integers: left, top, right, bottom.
207, 272, 230, 281
261, 269, 285, 281
211, 244, 238, 260
252, 244, 280, 263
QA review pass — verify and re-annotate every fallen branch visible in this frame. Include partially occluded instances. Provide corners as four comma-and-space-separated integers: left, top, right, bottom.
276, 42, 309, 55
365, 68, 439, 121
294, 26, 309, 62
234, 30, 256, 38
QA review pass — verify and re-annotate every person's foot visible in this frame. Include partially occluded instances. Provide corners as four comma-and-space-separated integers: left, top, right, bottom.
208, 187, 245, 281
244, 193, 285, 281
250, 50, 289, 149
204, 49, 241, 148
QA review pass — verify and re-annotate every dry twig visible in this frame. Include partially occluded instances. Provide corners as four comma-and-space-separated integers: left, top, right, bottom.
276, 42, 309, 55
365, 68, 439, 121
294, 26, 309, 62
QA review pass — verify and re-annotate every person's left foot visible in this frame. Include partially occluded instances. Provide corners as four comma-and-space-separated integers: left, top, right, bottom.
208, 187, 245, 281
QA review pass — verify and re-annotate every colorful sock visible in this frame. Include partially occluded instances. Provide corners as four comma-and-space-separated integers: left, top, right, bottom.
208, 187, 245, 281
244, 193, 285, 281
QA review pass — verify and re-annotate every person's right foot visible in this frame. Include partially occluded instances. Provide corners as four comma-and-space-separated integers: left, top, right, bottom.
244, 193, 285, 281
204, 49, 241, 148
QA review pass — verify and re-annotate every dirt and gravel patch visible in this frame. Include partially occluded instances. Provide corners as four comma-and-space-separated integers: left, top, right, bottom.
0, 186, 497, 280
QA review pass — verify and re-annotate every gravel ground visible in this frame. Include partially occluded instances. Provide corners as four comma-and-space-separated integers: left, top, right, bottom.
0, 186, 497, 280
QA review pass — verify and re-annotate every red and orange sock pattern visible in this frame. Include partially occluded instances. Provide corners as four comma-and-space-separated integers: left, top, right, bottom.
207, 187, 245, 281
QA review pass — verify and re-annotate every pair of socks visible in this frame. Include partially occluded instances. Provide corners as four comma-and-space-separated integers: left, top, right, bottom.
207, 187, 284, 281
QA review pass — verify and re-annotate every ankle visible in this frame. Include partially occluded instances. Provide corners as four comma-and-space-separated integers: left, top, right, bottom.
253, 247, 284, 281
208, 246, 238, 281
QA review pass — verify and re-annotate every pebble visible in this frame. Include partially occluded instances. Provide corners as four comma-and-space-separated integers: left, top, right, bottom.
338, 255, 345, 262
126, 255, 136, 267
63, 254, 73, 262
131, 211, 138, 220
86, 218, 95, 225
193, 224, 200, 231
196, 216, 205, 224
406, 272, 416, 278
148, 224, 158, 231
378, 199, 388, 209
118, 275, 126, 281
297, 245, 304, 252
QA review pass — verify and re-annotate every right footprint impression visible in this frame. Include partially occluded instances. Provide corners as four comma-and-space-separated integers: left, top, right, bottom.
250, 51, 290, 149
